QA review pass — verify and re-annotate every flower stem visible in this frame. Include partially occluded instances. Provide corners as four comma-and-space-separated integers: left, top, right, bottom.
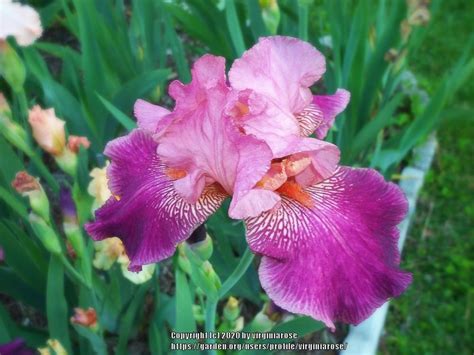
218, 247, 255, 298
205, 298, 217, 348
203, 247, 254, 354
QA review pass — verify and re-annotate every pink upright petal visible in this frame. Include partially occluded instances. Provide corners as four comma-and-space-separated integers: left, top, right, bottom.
228, 36, 326, 156
168, 54, 228, 114
133, 99, 171, 133
228, 37, 350, 155
312, 89, 350, 139
229, 36, 326, 114
225, 89, 301, 156
157, 55, 276, 217
85, 129, 226, 270
245, 167, 411, 329
28, 106, 66, 156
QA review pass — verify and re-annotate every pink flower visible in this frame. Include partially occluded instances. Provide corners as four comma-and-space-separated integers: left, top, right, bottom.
0, 0, 43, 46
28, 105, 66, 156
86, 37, 411, 329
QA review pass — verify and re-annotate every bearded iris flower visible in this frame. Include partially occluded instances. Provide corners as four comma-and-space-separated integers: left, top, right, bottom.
86, 36, 411, 329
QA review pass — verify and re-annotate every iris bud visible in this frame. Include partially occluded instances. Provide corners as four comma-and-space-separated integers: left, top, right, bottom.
28, 106, 66, 157
0, 42, 26, 93
60, 187, 84, 258
12, 171, 50, 223
70, 307, 98, 331
55, 148, 78, 176
201, 260, 222, 290
192, 304, 205, 323
223, 296, 240, 322
150, 86, 162, 103
259, 0, 280, 35
218, 297, 244, 332
186, 224, 213, 261
29, 213, 61, 255
187, 234, 213, 261
0, 95, 30, 153
67, 135, 90, 153
180, 227, 221, 295
63, 225, 83, 259
177, 244, 192, 274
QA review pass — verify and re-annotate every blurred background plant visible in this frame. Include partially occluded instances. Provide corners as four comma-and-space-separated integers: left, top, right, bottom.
0, 0, 472, 354
381, 0, 474, 353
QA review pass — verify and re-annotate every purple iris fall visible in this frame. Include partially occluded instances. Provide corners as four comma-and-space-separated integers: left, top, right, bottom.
86, 36, 412, 330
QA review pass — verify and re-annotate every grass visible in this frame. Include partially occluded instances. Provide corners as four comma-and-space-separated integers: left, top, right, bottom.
381, 1, 474, 354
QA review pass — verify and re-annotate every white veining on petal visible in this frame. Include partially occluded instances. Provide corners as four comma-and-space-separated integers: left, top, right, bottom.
295, 104, 324, 136
245, 166, 410, 328
245, 167, 347, 257
89, 129, 227, 268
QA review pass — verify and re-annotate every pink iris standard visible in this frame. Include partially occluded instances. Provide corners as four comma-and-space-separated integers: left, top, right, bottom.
86, 36, 411, 329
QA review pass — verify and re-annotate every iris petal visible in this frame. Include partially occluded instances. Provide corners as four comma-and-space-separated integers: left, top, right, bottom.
245, 167, 411, 328
157, 55, 276, 218
229, 36, 326, 114
85, 129, 226, 270
134, 99, 171, 133
313, 89, 351, 139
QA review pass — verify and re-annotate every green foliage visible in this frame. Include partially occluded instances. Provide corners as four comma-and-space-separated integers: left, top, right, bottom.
382, 119, 474, 355
46, 256, 72, 352
22, 0, 172, 149
383, 0, 474, 353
